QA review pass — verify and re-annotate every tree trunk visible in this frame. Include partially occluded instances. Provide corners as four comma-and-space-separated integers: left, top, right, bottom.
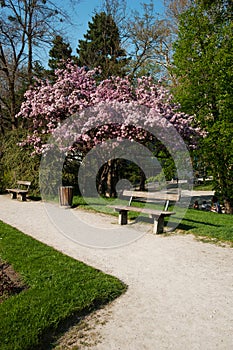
97, 163, 109, 195
106, 159, 118, 197
27, 31, 33, 84
224, 199, 233, 214
9, 80, 18, 130
97, 160, 119, 197
139, 169, 146, 191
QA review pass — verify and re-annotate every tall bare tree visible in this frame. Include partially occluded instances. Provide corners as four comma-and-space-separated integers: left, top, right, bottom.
95, 1, 192, 81
123, 2, 170, 79
0, 0, 79, 132
100, 0, 127, 28
164, 0, 192, 31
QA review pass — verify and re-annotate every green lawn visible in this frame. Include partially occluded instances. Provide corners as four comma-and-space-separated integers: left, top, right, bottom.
177, 209, 233, 244
193, 181, 215, 191
72, 195, 163, 219
0, 221, 126, 350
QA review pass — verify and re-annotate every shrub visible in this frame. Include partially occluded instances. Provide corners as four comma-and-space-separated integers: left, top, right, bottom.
0, 131, 40, 196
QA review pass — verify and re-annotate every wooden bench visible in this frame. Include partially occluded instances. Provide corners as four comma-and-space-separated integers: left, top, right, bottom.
108, 189, 180, 234
6, 181, 31, 201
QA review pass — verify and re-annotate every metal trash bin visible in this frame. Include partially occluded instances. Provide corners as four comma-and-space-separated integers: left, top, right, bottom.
58, 186, 73, 208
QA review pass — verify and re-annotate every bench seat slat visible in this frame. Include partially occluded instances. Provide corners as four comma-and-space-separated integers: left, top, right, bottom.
123, 190, 180, 202
108, 205, 175, 216
17, 181, 31, 186
6, 189, 28, 193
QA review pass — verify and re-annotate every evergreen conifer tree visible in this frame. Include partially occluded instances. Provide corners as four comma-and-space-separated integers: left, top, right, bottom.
48, 35, 73, 72
77, 12, 128, 79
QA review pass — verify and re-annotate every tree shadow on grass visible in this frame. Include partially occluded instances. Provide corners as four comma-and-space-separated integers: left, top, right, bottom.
129, 216, 193, 232
175, 216, 220, 232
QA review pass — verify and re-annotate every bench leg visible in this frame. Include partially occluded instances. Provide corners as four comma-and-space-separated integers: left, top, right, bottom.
18, 193, 26, 201
152, 215, 164, 234
118, 210, 128, 225
10, 192, 17, 199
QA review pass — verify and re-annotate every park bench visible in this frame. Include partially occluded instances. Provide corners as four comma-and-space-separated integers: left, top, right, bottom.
108, 189, 180, 234
6, 180, 31, 201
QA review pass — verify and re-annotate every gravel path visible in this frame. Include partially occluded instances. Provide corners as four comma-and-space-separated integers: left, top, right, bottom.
0, 194, 232, 349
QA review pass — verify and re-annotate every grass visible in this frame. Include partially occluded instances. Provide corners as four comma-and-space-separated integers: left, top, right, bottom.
72, 195, 233, 244
176, 209, 233, 244
193, 181, 214, 191
0, 221, 127, 350
72, 195, 164, 219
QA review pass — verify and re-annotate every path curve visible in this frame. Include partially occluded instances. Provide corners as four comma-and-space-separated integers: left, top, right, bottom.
0, 195, 232, 350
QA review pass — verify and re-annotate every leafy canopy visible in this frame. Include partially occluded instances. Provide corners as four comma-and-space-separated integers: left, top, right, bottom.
172, 0, 233, 211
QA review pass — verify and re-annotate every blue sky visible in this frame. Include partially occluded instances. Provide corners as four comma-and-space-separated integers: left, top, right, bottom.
38, 0, 165, 65
51, 0, 165, 56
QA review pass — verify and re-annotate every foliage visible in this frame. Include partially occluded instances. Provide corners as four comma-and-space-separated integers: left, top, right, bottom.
0, 220, 126, 350
0, 130, 40, 195
77, 11, 128, 79
48, 35, 73, 74
172, 0, 233, 212
202, 121, 233, 206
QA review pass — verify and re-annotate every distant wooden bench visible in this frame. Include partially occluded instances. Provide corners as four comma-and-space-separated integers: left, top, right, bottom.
108, 189, 180, 234
6, 181, 31, 201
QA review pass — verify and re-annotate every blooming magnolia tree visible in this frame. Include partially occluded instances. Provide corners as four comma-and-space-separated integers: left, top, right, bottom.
17, 62, 202, 196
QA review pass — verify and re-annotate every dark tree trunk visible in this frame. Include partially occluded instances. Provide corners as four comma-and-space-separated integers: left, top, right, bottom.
224, 199, 233, 214
97, 162, 108, 195
97, 159, 119, 197
106, 159, 118, 197
139, 169, 146, 191
9, 80, 18, 130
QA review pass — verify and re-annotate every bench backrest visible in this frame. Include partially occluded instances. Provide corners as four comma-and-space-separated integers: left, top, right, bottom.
17, 181, 31, 190
122, 189, 180, 211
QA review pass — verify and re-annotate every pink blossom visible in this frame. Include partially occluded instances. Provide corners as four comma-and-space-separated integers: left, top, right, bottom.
17, 62, 202, 154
